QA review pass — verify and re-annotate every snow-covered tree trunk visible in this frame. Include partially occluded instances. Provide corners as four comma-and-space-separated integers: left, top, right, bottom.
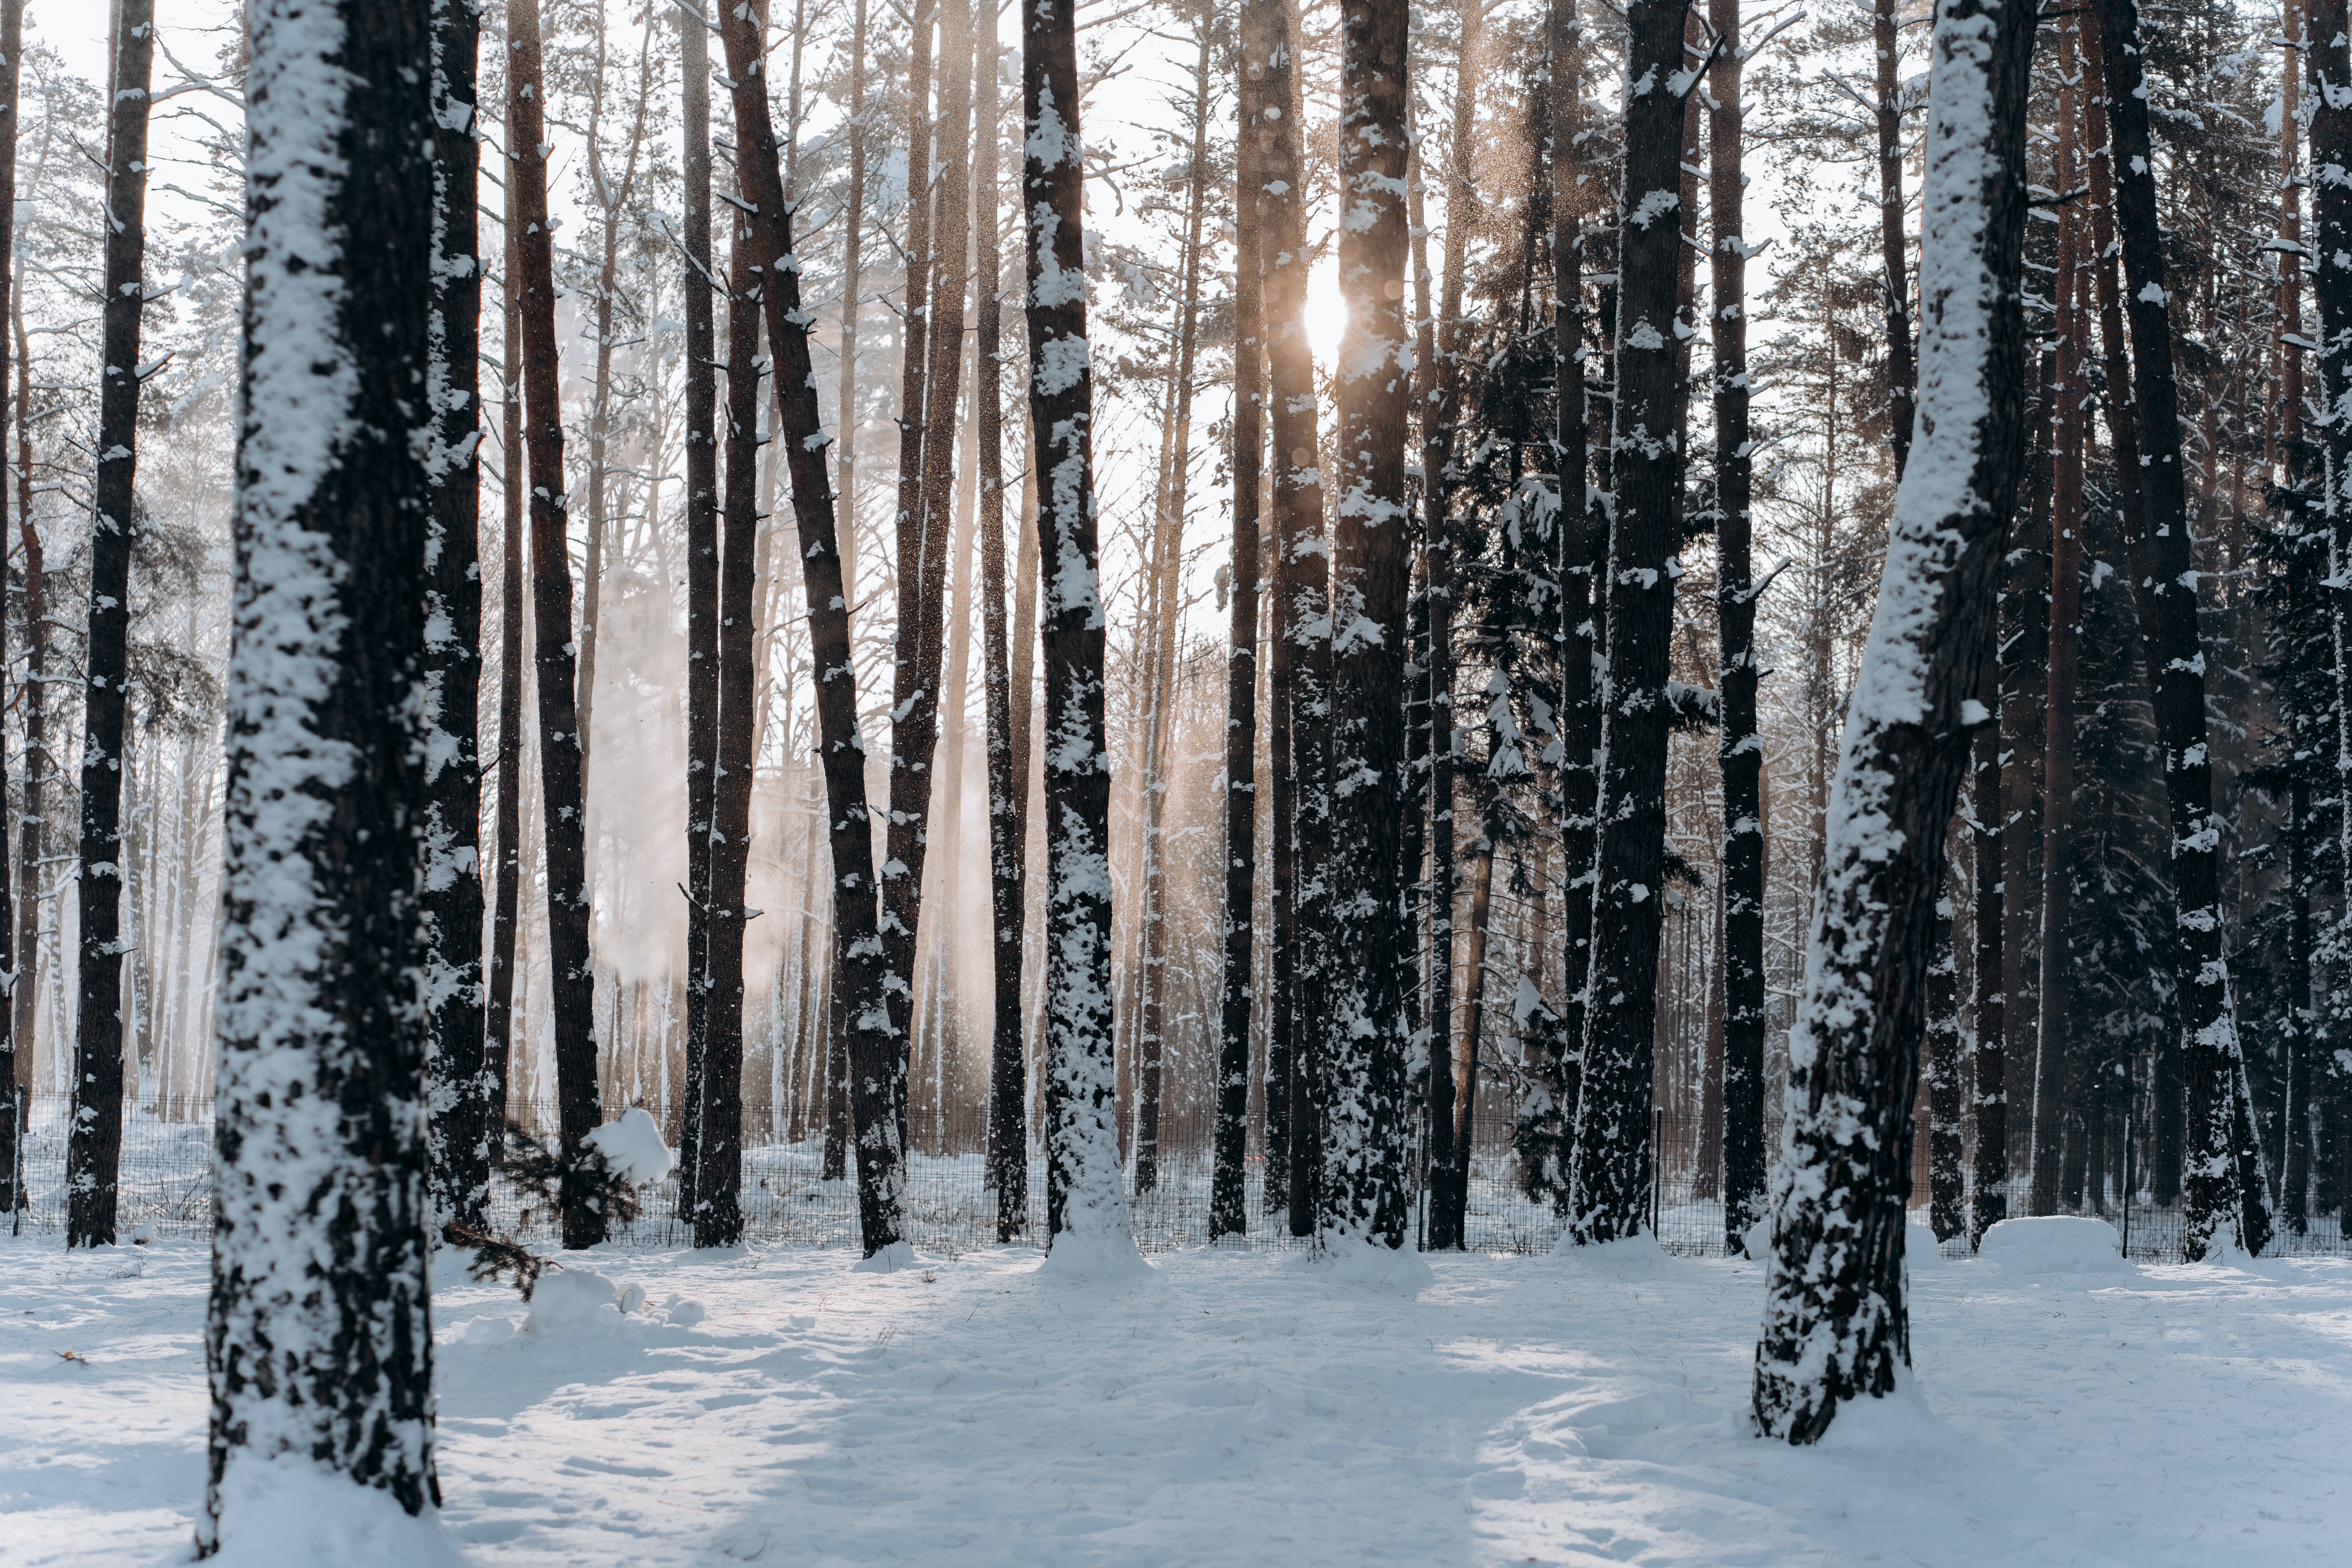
679, 0, 719, 1216
1215, 0, 1265, 1241
1566, 0, 1697, 1247
2091, 0, 2272, 1260
67, 0, 155, 1250
696, 163, 764, 1250
0, 0, 22, 1216
203, 0, 440, 1541
1021, 0, 1136, 1259
1752, 0, 2033, 1442
424, 0, 489, 1233
718, 0, 908, 1254
1873, 0, 1916, 481
1249, 0, 1329, 1236
1317, 0, 1414, 1250
510, 0, 606, 1249
2313, 0, 2352, 1236
1708, 0, 1766, 1249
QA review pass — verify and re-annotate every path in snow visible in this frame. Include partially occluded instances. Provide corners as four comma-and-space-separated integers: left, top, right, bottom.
4, 1234, 2348, 1564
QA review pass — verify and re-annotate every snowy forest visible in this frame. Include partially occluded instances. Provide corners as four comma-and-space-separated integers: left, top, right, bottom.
7, 0, 2352, 1560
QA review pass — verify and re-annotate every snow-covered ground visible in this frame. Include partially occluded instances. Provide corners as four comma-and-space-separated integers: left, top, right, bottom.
4, 1230, 2348, 1565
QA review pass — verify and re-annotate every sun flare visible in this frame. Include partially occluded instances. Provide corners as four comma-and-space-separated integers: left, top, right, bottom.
1305, 255, 1348, 364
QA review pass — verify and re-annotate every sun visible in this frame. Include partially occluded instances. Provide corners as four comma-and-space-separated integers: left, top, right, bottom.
1305, 254, 1348, 365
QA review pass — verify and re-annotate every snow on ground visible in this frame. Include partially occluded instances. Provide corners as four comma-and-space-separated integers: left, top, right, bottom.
4, 1230, 2349, 1565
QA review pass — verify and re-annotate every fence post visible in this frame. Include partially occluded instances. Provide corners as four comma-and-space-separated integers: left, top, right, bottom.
2121, 1105, 2132, 1261
1651, 1107, 1663, 1242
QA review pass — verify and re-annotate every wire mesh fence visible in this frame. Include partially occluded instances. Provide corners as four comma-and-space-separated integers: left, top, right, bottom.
9, 1091, 2349, 1261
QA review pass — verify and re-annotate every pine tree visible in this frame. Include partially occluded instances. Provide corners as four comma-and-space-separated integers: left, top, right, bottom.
2312, 0, 2352, 1232
680, 0, 719, 1215
0, 0, 23, 1217
1754, 0, 2034, 1442
485, 183, 526, 1168
203, 0, 439, 1541
66, 0, 155, 1249
424, 0, 490, 1233
1022, 0, 1137, 1260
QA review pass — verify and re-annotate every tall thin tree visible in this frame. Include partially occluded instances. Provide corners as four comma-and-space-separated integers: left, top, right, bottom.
718, 0, 909, 1252
1753, 0, 2034, 1442
485, 184, 527, 1162
510, 0, 606, 1248
680, 0, 720, 1215
425, 0, 489, 1232
66, 0, 156, 1249
203, 0, 439, 1542
0, 0, 24, 1215
1023, 0, 1138, 1259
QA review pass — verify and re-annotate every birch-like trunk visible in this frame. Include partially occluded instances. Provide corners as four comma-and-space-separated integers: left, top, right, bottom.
1022, 0, 1137, 1260
718, 0, 908, 1252
204, 0, 439, 1539
424, 0, 488, 1232
67, 0, 155, 1248
0, 0, 22, 1213
1753, 0, 2033, 1442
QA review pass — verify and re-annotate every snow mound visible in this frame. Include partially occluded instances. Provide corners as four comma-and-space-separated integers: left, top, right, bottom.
517, 1269, 698, 1339
1293, 1234, 1433, 1291
851, 1240, 920, 1274
583, 1107, 674, 1185
1978, 1217, 2129, 1276
1907, 1219, 1945, 1269
452, 1314, 518, 1346
1547, 1231, 1672, 1272
201, 1455, 472, 1567
1811, 1372, 1948, 1455
1738, 1215, 1770, 1261
1034, 1227, 1156, 1287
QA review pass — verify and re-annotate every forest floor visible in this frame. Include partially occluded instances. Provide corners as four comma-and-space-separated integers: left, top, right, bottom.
4, 1224, 2350, 1565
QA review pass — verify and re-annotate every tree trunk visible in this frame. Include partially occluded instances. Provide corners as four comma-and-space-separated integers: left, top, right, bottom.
1022, 0, 1136, 1258
1874, 0, 1916, 479
1968, 595, 2006, 1249
1708, 0, 1765, 1248
719, 0, 908, 1251
1566, 0, 1693, 1246
486, 187, 527, 1167
1927, 888, 1965, 1241
2032, 42, 2087, 1218
204, 0, 439, 1537
2311, 0, 2352, 1247
67, 0, 155, 1249
2287, 778, 2315, 1232
1319, 0, 1415, 1248
2092, 0, 2271, 1259
1753, 0, 2033, 1442
0, 0, 22, 1214
1214, 0, 1263, 1240
424, 0, 488, 1232
511, 0, 606, 1248
699, 163, 763, 1248
680, 0, 719, 1213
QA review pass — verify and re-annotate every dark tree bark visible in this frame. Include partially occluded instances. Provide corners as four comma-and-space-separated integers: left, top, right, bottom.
1418, 0, 1481, 1255
2311, 0, 2352, 1243
1927, 890, 1965, 1241
2092, 0, 2272, 1259
1566, 0, 1695, 1245
718, 0, 908, 1252
1969, 575, 2008, 1249
10, 272, 41, 1201
1250, 0, 1328, 1236
2287, 779, 2315, 1232
837, 0, 867, 574
425, 0, 489, 1232
1873, 0, 1916, 479
1708, 0, 1765, 1247
680, 0, 719, 1214
699, 165, 763, 1249
203, 0, 439, 1541
485, 191, 526, 1166
67, 0, 155, 1249
1753, 0, 2033, 1442
510, 0, 606, 1248
880, 0, 946, 1145
976, 23, 1030, 1240
1214, 0, 1262, 1241
0, 0, 23, 1215
1321, 0, 1415, 1248
1022, 0, 1136, 1254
